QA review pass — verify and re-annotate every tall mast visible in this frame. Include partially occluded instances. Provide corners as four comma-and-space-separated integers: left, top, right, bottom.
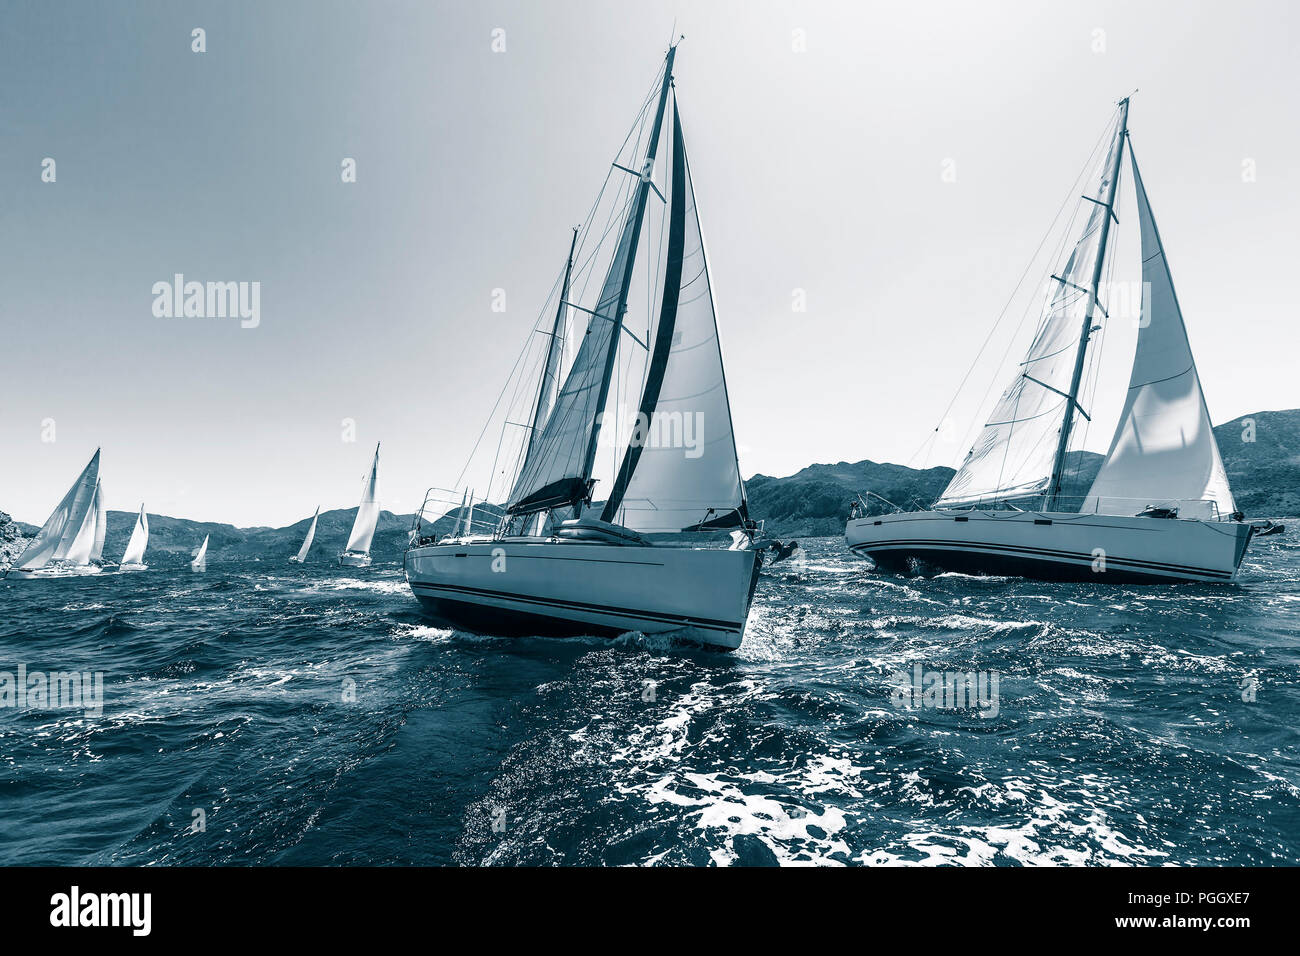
1046, 97, 1130, 509
524, 227, 579, 467
576, 42, 678, 511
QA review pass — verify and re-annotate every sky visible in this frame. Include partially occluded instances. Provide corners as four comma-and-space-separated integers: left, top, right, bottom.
2, 0, 1296, 527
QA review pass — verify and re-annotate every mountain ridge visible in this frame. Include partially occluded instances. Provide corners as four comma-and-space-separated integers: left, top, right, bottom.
4, 409, 1297, 559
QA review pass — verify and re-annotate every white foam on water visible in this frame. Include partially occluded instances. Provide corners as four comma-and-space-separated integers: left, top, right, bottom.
304, 577, 410, 596
390, 622, 455, 644
865, 773, 1171, 866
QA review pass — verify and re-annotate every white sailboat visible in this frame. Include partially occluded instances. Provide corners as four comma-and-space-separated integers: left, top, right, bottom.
339, 444, 380, 567
190, 534, 209, 573
290, 506, 320, 563
405, 43, 762, 650
847, 98, 1253, 583
6, 449, 105, 579
118, 504, 150, 571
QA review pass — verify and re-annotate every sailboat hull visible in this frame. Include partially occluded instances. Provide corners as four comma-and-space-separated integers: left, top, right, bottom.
847, 510, 1253, 584
404, 539, 761, 650
6, 564, 104, 580
117, 563, 148, 573
339, 552, 372, 568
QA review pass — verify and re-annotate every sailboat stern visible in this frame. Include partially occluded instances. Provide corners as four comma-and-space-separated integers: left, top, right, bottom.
404, 538, 760, 650
847, 510, 1252, 584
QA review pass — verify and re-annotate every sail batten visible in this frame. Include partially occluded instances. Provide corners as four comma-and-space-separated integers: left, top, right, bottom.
1082, 145, 1236, 520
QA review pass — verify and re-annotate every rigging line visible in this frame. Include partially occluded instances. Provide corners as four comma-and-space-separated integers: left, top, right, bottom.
557, 67, 662, 321
945, 144, 1102, 482
501, 79, 664, 497
941, 113, 1121, 476
909, 112, 1117, 471
530, 184, 645, 479
510, 60, 672, 509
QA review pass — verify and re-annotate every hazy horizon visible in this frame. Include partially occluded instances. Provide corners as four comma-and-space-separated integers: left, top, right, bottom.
3, 0, 1297, 527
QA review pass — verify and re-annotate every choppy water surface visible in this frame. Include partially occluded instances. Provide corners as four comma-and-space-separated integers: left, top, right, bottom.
2, 536, 1298, 865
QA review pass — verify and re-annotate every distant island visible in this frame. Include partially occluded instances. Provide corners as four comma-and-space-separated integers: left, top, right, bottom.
3, 409, 1296, 562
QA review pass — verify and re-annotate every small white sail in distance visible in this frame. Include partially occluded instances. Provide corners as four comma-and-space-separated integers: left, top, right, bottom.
344, 443, 380, 556
121, 504, 149, 566
191, 534, 209, 571
294, 506, 320, 562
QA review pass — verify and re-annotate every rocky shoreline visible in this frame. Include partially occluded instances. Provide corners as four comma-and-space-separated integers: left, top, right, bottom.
0, 511, 31, 570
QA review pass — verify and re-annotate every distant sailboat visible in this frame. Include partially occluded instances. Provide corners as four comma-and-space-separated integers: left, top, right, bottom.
6, 449, 105, 579
119, 504, 149, 571
847, 98, 1253, 583
290, 506, 320, 563
190, 534, 209, 573
404, 44, 762, 650
339, 444, 380, 568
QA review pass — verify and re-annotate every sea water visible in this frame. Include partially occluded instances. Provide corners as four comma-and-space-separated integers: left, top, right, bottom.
2, 536, 1297, 865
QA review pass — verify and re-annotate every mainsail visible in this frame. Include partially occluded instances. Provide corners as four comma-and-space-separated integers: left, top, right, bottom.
937, 111, 1127, 508
12, 449, 101, 571
601, 102, 747, 532
121, 504, 149, 565
507, 48, 678, 517
296, 506, 320, 562
1082, 146, 1236, 520
345, 444, 381, 554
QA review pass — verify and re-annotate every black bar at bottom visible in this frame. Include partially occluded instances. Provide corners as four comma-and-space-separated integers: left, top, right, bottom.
0, 865, 1280, 941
